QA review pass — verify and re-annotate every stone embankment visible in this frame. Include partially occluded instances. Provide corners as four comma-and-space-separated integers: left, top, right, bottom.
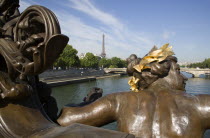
39, 68, 104, 80
39, 69, 125, 87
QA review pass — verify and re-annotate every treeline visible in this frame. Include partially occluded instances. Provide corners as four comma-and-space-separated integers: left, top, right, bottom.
187, 58, 210, 68
53, 45, 127, 69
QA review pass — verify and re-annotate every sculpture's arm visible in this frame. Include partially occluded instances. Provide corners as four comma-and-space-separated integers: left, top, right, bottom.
195, 95, 210, 128
57, 94, 117, 127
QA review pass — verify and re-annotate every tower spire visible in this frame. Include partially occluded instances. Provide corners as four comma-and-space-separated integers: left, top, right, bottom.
101, 34, 106, 58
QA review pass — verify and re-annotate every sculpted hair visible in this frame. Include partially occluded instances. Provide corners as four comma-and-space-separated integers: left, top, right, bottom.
127, 55, 177, 90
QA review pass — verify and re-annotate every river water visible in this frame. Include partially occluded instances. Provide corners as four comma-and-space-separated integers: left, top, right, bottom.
52, 72, 210, 137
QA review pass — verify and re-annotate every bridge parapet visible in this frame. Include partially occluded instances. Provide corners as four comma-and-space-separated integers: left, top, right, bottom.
181, 68, 210, 78
104, 68, 210, 78
104, 68, 127, 74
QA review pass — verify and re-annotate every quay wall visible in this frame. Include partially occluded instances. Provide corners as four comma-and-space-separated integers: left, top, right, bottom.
39, 69, 105, 80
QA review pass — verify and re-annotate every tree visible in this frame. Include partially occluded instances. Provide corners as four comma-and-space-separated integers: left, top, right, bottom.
187, 58, 210, 69
121, 60, 127, 68
54, 45, 80, 69
99, 58, 111, 68
80, 52, 99, 68
53, 58, 66, 69
110, 57, 125, 68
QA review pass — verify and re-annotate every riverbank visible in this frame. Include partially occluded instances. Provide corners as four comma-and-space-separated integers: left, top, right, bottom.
43, 74, 126, 87
39, 69, 105, 80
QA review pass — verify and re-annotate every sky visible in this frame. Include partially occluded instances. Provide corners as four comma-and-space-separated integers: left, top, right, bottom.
19, 0, 210, 64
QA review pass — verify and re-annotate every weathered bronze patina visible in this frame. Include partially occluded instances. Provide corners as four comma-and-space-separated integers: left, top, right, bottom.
2, 0, 210, 138
58, 46, 210, 138
0, 0, 135, 137
0, 0, 68, 99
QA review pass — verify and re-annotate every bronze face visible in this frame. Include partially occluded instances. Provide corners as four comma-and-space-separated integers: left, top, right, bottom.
162, 61, 188, 91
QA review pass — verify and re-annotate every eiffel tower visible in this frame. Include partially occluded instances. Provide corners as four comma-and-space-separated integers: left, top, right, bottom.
100, 34, 106, 58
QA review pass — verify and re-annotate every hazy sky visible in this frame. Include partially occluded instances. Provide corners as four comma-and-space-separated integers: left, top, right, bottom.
19, 0, 210, 63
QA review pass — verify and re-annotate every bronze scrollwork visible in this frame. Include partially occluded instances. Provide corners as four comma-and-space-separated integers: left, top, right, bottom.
0, 1, 134, 137
0, 3, 68, 99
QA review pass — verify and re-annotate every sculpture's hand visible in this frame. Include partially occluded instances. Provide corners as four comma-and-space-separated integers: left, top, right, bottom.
84, 87, 103, 102
0, 84, 32, 99
0, 71, 32, 99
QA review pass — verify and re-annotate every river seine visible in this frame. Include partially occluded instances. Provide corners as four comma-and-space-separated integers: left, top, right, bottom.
52, 72, 210, 137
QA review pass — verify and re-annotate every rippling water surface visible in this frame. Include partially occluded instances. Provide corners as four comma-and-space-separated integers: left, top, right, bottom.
52, 72, 210, 137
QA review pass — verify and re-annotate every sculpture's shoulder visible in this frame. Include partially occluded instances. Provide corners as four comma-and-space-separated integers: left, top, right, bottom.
156, 90, 201, 113
101, 90, 199, 112
104, 91, 154, 101
103, 91, 156, 111
170, 90, 199, 104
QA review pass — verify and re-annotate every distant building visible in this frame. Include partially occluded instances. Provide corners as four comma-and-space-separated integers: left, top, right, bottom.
100, 34, 106, 58
79, 53, 86, 59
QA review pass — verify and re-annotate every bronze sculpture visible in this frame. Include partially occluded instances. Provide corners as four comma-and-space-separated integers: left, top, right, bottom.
65, 87, 103, 107
1, 0, 210, 138
0, 0, 68, 99
58, 45, 210, 138
0, 0, 134, 137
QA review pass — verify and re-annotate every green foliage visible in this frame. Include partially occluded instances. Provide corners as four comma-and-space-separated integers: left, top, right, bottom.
180, 65, 186, 68
80, 52, 99, 68
187, 58, 210, 68
54, 44, 80, 69
53, 44, 127, 69
99, 58, 111, 68
109, 65, 118, 68
110, 57, 126, 68
121, 60, 127, 68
